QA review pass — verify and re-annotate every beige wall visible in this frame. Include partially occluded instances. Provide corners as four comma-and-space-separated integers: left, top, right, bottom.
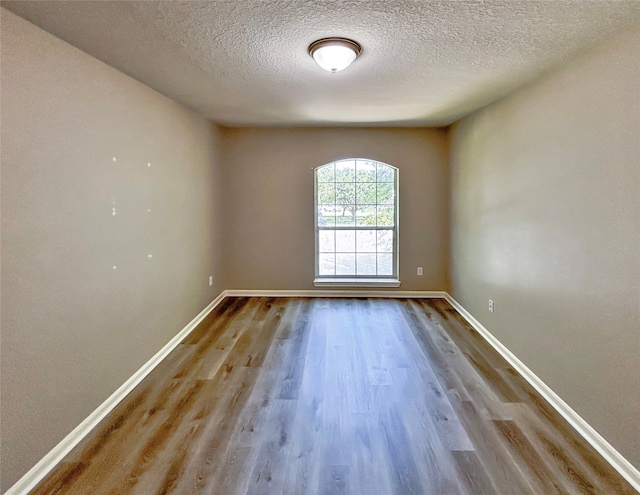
0, 10, 226, 491
450, 25, 640, 468
221, 127, 450, 291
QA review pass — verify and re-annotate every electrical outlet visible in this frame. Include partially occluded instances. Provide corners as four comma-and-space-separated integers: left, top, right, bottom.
488, 299, 494, 312
209, 275, 213, 287
417, 267, 423, 276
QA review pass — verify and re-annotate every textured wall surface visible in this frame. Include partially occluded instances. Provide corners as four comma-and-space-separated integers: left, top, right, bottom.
0, 10, 226, 491
3, 1, 640, 126
450, 25, 640, 468
222, 127, 449, 291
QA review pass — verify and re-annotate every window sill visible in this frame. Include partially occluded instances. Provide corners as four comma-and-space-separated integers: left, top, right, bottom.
313, 278, 401, 288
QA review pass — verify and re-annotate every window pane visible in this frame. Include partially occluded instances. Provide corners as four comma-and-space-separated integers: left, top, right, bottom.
377, 205, 395, 226
335, 160, 356, 182
319, 254, 335, 275
335, 206, 356, 226
317, 164, 335, 182
356, 230, 377, 252
318, 182, 335, 205
335, 230, 355, 252
356, 205, 376, 226
318, 230, 335, 252
377, 254, 393, 275
317, 206, 334, 227
336, 182, 355, 205
356, 254, 376, 275
377, 182, 394, 205
356, 160, 376, 182
377, 230, 393, 253
316, 159, 397, 280
336, 253, 356, 275
356, 183, 376, 205
377, 163, 394, 182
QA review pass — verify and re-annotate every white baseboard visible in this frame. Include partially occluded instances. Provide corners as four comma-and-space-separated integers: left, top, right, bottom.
8, 290, 639, 493
443, 294, 640, 492
225, 289, 448, 298
5, 291, 228, 495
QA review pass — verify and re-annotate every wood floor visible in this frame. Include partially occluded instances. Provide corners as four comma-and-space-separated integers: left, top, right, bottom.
30, 297, 636, 495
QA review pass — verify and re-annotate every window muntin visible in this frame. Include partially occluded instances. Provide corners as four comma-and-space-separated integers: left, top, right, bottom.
315, 159, 398, 278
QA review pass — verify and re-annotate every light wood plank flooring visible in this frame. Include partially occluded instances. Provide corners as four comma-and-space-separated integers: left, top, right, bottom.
30, 297, 636, 494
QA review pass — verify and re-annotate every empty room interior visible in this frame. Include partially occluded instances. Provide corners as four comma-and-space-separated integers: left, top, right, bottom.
1, 1, 639, 494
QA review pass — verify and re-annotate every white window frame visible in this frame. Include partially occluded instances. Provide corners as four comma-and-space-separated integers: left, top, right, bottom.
313, 158, 400, 288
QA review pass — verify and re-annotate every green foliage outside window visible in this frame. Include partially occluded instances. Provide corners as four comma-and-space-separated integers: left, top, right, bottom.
317, 161, 395, 226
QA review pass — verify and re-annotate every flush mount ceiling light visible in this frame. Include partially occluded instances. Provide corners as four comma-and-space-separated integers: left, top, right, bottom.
308, 37, 361, 73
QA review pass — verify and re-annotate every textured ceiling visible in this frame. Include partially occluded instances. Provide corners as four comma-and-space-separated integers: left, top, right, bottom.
3, 1, 640, 126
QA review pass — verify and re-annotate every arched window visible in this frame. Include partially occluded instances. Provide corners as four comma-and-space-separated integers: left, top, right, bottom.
314, 159, 399, 285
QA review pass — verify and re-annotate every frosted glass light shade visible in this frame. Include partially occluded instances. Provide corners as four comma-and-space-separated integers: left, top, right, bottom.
309, 38, 361, 73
